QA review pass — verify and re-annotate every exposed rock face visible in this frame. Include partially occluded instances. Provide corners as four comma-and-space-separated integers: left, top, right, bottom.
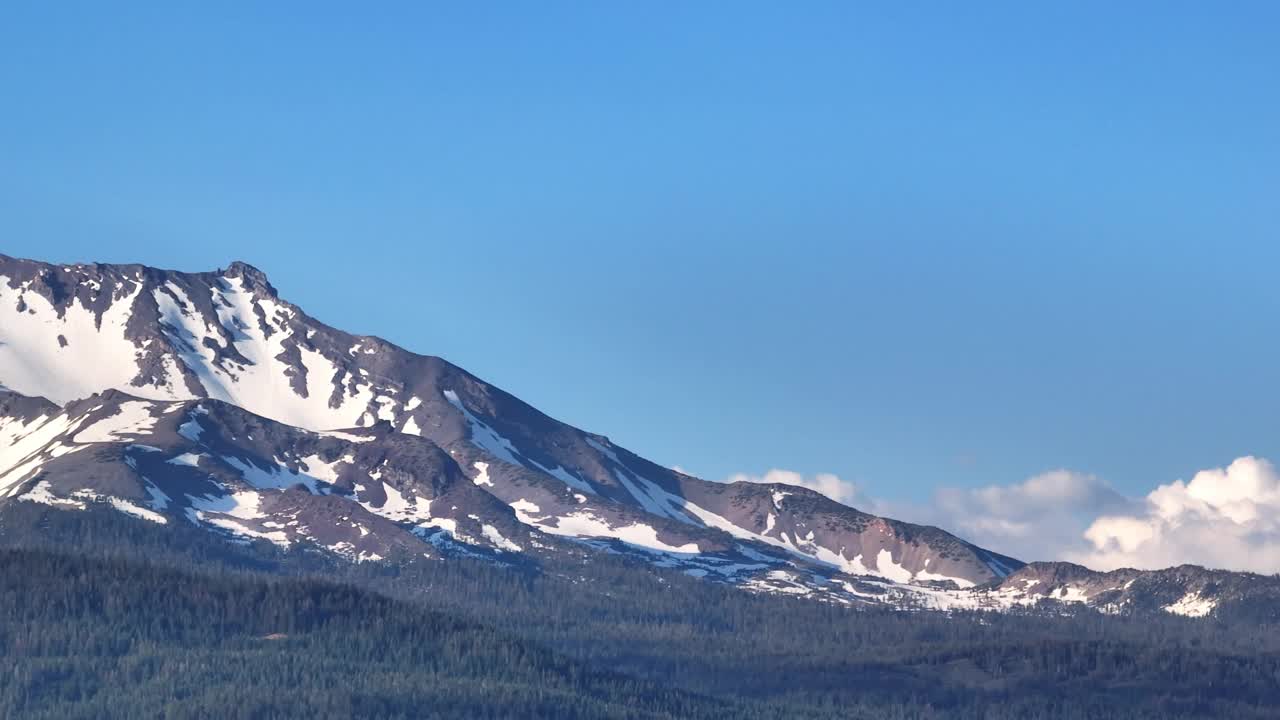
0, 254, 1022, 595
0, 388, 530, 561
10, 253, 1271, 615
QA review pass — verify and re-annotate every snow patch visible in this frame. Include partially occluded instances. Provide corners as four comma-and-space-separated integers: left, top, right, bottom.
442, 389, 523, 465
18, 480, 87, 509
1164, 592, 1216, 618
443, 388, 596, 495
187, 489, 291, 547
481, 524, 522, 552
73, 401, 159, 443
318, 430, 374, 443
1, 412, 83, 492
167, 452, 204, 467
402, 415, 422, 435
0, 278, 192, 403
527, 510, 700, 554
222, 455, 322, 493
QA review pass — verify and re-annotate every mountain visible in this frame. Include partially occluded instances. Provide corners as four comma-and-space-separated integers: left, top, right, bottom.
978, 561, 1280, 620
0, 388, 530, 561
0, 253, 1272, 617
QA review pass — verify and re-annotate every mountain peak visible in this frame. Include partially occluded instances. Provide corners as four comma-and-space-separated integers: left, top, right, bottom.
226, 259, 266, 277
0, 253, 1034, 601
223, 260, 275, 293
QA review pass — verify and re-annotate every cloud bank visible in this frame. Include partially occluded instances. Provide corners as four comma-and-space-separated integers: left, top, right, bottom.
725, 456, 1280, 573
1068, 456, 1280, 573
923, 470, 1135, 564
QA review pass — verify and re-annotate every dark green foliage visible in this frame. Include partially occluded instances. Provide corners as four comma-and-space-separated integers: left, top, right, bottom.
4, 504, 1280, 718
0, 548, 763, 720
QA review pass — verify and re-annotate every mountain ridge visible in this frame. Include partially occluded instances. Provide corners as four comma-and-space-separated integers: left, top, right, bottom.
2, 253, 1272, 618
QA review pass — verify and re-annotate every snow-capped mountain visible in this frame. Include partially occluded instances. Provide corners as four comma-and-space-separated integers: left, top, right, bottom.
0, 388, 530, 561
977, 562, 1280, 620
1, 254, 1271, 616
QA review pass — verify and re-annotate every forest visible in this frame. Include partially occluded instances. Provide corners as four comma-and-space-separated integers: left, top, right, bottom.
3, 504, 1280, 719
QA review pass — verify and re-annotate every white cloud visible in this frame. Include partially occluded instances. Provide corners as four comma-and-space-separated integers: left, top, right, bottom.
719, 468, 1128, 561
723, 456, 1280, 574
920, 459, 1280, 573
723, 469, 872, 508
916, 470, 1133, 562
1067, 456, 1280, 573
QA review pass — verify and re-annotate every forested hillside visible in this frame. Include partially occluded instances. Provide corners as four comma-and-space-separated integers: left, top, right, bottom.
4, 506, 1280, 718
0, 548, 766, 720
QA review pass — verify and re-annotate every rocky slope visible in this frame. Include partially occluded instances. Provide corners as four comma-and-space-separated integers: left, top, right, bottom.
3, 253, 1274, 617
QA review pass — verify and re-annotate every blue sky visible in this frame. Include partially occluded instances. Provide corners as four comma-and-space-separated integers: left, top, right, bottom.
2, 2, 1278, 527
